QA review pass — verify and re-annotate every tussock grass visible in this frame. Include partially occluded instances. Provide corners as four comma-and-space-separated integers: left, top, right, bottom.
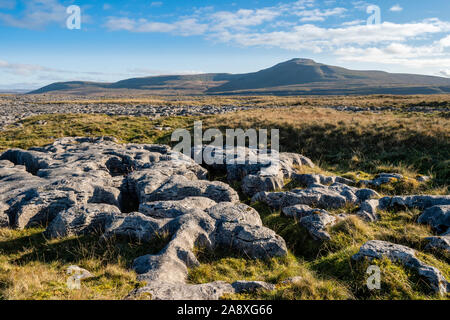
189, 252, 353, 300
202, 107, 449, 190
0, 228, 170, 300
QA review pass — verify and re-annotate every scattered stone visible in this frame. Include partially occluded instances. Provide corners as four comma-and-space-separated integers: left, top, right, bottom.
281, 276, 303, 285
127, 280, 275, 300
252, 182, 377, 211
417, 176, 431, 182
353, 240, 449, 295
360, 173, 404, 187
66, 265, 94, 280
378, 195, 450, 211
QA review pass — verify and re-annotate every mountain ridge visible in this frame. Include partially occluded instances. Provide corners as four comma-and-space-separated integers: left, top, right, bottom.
30, 59, 450, 95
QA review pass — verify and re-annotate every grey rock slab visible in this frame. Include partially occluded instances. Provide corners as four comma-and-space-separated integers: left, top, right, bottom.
425, 235, 450, 254
418, 205, 450, 234
357, 199, 380, 222
378, 195, 450, 211
139, 197, 217, 219
127, 280, 275, 300
353, 240, 449, 295
298, 211, 337, 241
104, 212, 170, 243
0, 202, 9, 227
0, 137, 292, 300
206, 202, 262, 226
45, 203, 121, 238
145, 175, 240, 203
360, 173, 404, 187
215, 223, 287, 258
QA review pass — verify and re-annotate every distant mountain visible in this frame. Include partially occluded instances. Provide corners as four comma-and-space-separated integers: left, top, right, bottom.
30, 59, 450, 95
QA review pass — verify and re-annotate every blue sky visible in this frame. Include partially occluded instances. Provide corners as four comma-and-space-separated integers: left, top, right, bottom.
1, 0, 450, 90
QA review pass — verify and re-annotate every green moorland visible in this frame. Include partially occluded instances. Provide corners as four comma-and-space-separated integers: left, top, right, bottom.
0, 105, 449, 300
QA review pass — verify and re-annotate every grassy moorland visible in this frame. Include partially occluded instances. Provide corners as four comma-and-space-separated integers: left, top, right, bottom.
0, 103, 449, 300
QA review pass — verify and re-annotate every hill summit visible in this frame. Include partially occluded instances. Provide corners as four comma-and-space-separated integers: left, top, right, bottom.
30, 59, 450, 95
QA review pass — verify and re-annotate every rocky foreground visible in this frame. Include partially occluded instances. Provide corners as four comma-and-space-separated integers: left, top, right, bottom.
0, 137, 448, 299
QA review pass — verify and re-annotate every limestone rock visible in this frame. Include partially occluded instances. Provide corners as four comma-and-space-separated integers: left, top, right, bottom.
127, 280, 275, 300
353, 240, 449, 295
378, 195, 450, 211
139, 197, 217, 219
144, 175, 240, 203
417, 205, 450, 234
425, 235, 450, 254
292, 173, 354, 187
207, 202, 262, 226
298, 211, 337, 241
66, 265, 94, 280
357, 199, 380, 222
192, 145, 315, 196
360, 173, 404, 187
46, 203, 121, 238
0, 202, 9, 227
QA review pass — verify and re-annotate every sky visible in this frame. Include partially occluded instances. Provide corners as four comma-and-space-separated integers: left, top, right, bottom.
0, 0, 450, 90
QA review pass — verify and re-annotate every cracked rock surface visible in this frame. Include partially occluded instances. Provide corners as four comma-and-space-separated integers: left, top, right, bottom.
192, 146, 315, 197
0, 137, 287, 299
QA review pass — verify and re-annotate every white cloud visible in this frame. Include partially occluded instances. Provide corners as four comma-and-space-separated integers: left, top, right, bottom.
0, 0, 66, 29
440, 35, 450, 47
216, 20, 450, 52
294, 7, 347, 22
334, 36, 450, 69
210, 8, 281, 31
105, 17, 207, 35
0, 59, 53, 76
438, 70, 450, 77
341, 19, 365, 26
150, 2, 163, 7
390, 5, 403, 12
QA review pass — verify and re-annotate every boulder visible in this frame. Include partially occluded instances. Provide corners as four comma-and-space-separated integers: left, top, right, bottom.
353, 240, 449, 295
425, 235, 450, 254
360, 173, 404, 187
46, 203, 121, 238
357, 199, 380, 222
378, 195, 450, 211
144, 175, 240, 203
127, 280, 275, 300
417, 205, 450, 234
